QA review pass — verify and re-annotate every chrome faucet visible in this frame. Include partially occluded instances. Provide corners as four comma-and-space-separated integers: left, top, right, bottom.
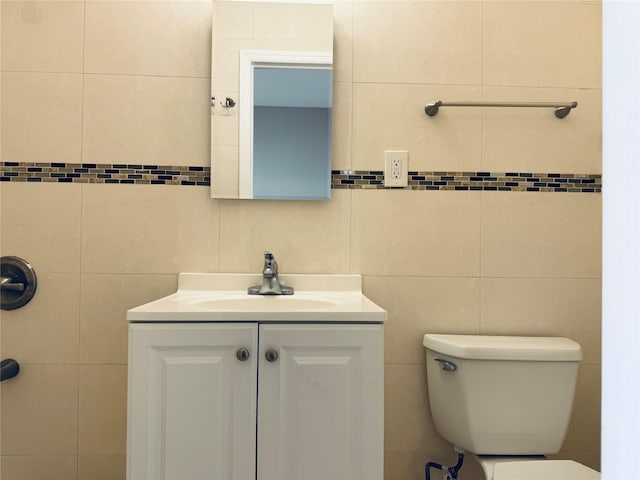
248, 251, 294, 295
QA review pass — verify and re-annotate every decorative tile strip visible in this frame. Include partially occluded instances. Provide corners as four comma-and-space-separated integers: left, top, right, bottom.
0, 163, 601, 193
0, 162, 210, 186
331, 170, 602, 193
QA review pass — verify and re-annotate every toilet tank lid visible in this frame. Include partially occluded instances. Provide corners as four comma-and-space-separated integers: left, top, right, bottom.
493, 460, 599, 479
422, 334, 583, 361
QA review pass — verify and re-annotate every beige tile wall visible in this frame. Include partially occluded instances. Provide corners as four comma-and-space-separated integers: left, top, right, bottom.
0, 1, 601, 479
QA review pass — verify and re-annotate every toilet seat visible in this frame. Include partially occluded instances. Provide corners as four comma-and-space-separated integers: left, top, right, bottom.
493, 460, 600, 480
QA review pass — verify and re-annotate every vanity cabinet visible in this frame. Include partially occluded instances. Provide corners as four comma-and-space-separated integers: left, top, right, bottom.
127, 322, 383, 480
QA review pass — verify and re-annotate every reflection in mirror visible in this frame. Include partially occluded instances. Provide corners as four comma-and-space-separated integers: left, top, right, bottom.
253, 66, 332, 199
240, 52, 332, 200
210, 1, 334, 200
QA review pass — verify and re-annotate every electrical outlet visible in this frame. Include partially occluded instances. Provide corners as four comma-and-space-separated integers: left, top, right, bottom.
384, 150, 408, 187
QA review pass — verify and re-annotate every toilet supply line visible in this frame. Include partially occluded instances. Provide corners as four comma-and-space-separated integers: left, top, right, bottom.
425, 449, 465, 480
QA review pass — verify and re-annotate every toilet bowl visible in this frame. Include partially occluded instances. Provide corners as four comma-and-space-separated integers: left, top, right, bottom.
423, 334, 600, 480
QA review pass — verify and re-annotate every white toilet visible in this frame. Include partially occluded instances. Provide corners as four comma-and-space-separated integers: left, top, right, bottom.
423, 334, 600, 480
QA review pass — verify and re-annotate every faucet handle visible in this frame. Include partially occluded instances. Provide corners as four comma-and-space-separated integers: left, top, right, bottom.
262, 251, 276, 278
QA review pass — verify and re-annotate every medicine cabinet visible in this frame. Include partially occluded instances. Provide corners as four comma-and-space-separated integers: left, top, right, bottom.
210, 2, 334, 200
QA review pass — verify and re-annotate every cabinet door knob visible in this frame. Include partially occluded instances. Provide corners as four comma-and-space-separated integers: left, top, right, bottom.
236, 348, 250, 361
265, 348, 279, 363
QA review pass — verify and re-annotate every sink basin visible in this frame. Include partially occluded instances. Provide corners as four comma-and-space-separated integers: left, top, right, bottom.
127, 273, 387, 323
186, 294, 342, 312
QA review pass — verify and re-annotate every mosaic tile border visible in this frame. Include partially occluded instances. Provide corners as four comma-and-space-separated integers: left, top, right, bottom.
0, 163, 601, 193
332, 170, 602, 193
0, 162, 209, 185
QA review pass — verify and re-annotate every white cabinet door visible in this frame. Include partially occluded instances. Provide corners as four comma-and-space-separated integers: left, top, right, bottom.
127, 323, 258, 480
257, 324, 384, 480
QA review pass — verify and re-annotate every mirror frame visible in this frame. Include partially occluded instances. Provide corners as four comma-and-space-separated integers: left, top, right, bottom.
238, 49, 333, 199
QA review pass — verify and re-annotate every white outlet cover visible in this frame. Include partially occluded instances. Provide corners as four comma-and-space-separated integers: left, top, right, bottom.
384, 150, 408, 187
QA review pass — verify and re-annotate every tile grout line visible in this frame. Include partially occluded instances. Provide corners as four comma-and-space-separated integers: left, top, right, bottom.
479, 0, 485, 334
347, 0, 355, 275
78, 0, 87, 473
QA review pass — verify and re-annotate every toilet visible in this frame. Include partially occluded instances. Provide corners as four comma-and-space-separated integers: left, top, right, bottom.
423, 334, 600, 480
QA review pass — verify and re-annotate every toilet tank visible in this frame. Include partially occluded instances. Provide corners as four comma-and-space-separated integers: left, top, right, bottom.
423, 334, 582, 455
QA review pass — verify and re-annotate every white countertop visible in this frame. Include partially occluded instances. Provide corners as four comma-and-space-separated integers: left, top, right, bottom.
127, 273, 387, 323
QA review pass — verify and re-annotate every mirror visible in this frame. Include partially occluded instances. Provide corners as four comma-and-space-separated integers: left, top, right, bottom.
240, 51, 332, 199
211, 1, 334, 200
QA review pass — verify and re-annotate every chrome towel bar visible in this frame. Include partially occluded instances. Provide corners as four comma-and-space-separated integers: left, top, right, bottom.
425, 100, 578, 119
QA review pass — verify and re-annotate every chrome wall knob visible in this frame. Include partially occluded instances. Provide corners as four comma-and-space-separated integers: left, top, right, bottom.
236, 348, 250, 361
265, 348, 279, 363
1, 256, 37, 310
0, 358, 20, 382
